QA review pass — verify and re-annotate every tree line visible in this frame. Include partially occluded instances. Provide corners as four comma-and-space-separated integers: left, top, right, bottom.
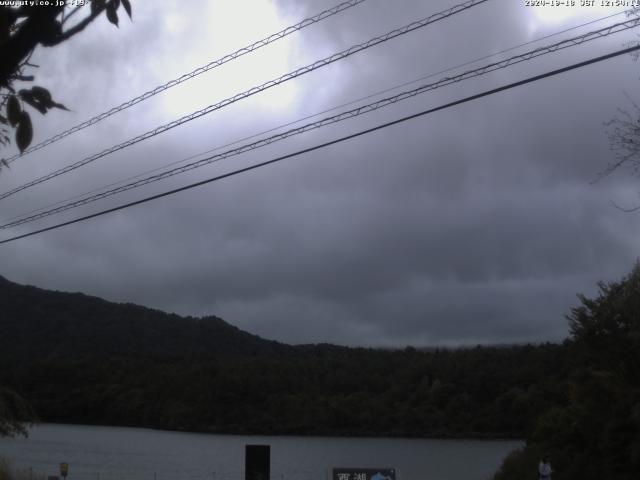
0, 274, 569, 439
0, 340, 569, 438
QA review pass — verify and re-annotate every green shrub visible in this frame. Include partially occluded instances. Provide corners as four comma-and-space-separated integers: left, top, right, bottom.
493, 444, 542, 480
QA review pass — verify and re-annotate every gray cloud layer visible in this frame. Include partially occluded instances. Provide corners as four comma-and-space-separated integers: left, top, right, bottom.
1, 0, 638, 346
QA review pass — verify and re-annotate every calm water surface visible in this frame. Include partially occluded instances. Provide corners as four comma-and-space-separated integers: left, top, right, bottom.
0, 424, 521, 480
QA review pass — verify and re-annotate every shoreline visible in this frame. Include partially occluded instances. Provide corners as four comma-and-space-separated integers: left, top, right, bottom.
17, 421, 526, 442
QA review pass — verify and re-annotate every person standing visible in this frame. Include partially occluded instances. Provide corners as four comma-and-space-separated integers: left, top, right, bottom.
538, 455, 552, 480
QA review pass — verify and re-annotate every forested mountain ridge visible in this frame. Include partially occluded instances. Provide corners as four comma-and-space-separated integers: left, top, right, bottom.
0, 275, 288, 360
0, 274, 569, 438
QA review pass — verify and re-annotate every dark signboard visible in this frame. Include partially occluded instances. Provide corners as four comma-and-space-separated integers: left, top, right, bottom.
332, 468, 396, 480
245, 444, 270, 480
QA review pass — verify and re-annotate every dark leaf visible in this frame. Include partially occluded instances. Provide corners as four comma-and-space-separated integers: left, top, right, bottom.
31, 86, 52, 106
113, 0, 120, 9
51, 102, 70, 111
19, 90, 48, 115
106, 3, 118, 26
39, 20, 62, 46
7, 95, 21, 126
91, 0, 106, 16
16, 111, 32, 153
1, 159, 9, 169
121, 0, 132, 19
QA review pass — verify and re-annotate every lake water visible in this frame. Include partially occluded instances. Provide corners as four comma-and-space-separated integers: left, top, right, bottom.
0, 424, 521, 480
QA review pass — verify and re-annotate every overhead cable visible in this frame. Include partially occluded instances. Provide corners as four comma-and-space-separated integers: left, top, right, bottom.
7, 7, 628, 225
1, 44, 638, 246
3, 0, 370, 163
3, 17, 638, 230
0, 0, 490, 201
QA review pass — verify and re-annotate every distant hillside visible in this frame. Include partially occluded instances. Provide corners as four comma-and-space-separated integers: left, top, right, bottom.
0, 275, 288, 360
0, 274, 569, 438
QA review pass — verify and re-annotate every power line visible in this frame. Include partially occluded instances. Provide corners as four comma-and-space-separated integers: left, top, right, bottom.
0, 0, 490, 201
3, 0, 369, 163
3, 16, 638, 230
1, 44, 637, 246
6, 8, 629, 225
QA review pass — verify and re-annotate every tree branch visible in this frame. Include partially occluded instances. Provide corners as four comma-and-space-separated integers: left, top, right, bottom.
0, 6, 63, 87
61, 4, 86, 26
49, 0, 112, 46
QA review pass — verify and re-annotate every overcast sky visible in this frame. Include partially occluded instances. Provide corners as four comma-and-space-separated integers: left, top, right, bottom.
1, 0, 639, 347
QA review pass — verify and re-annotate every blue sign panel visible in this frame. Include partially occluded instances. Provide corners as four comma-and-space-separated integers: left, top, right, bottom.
332, 468, 396, 480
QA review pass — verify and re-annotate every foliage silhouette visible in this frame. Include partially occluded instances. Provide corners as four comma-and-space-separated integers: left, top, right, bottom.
494, 263, 640, 480
0, 0, 132, 157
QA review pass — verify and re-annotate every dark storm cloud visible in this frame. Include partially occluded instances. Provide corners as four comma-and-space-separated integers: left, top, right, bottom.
1, 0, 638, 346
